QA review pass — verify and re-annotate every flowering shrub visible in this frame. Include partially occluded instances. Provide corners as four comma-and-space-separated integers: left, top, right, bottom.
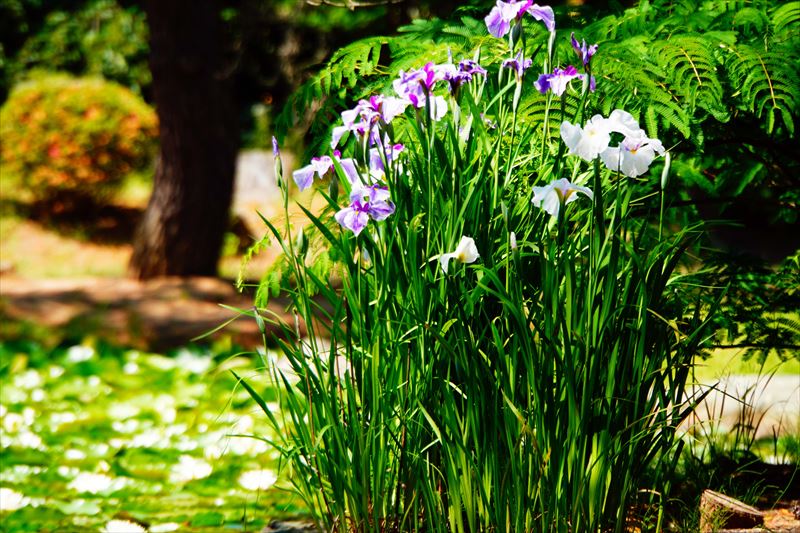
0, 73, 158, 203
247, 2, 714, 531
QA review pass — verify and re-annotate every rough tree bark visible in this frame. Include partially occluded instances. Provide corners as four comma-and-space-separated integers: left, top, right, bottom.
129, 0, 238, 279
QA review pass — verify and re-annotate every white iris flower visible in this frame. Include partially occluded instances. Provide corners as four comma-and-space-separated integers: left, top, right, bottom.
532, 178, 593, 218
560, 114, 611, 161
560, 109, 666, 177
439, 236, 480, 274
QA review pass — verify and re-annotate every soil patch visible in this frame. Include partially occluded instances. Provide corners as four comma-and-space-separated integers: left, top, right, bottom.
0, 275, 293, 351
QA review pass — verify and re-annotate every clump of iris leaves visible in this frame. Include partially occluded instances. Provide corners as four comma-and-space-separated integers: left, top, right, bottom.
0, 339, 305, 532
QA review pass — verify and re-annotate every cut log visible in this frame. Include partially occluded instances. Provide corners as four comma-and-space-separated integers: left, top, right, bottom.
699, 489, 765, 533
261, 521, 319, 533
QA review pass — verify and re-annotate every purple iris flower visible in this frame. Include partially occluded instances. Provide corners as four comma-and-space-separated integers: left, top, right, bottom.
335, 185, 395, 236
441, 59, 488, 91
331, 95, 408, 148
271, 136, 280, 158
534, 65, 593, 96
393, 62, 445, 108
502, 51, 533, 79
570, 32, 598, 70
293, 151, 359, 191
485, 1, 555, 38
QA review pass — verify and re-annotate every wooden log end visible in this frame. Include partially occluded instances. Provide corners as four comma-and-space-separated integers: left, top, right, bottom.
699, 489, 765, 533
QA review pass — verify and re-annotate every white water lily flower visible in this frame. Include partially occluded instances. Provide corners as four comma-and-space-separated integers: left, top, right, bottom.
532, 178, 593, 218
600, 133, 666, 177
101, 519, 146, 533
14, 369, 42, 389
68, 472, 116, 494
169, 455, 212, 484
66, 345, 95, 363
150, 523, 181, 533
560, 114, 611, 161
229, 435, 269, 456
238, 469, 278, 491
439, 236, 480, 274
0, 487, 30, 511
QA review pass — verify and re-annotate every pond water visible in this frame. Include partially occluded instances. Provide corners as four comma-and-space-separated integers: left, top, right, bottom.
0, 341, 305, 532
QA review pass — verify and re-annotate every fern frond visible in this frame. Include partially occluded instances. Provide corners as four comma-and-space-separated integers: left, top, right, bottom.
771, 1, 800, 36
323, 36, 387, 92
726, 43, 800, 134
652, 34, 727, 121
593, 37, 693, 138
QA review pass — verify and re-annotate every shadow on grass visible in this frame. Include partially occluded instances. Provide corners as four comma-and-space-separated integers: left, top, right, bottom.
1, 196, 142, 245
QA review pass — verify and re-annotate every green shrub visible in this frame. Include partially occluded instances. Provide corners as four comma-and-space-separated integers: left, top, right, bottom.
0, 73, 158, 203
1, 0, 151, 99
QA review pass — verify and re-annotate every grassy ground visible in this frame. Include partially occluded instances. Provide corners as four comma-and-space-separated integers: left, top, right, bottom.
0, 169, 320, 281
694, 348, 800, 381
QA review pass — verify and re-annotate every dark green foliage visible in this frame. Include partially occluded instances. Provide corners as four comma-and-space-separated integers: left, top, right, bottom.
700, 250, 800, 362
0, 0, 151, 98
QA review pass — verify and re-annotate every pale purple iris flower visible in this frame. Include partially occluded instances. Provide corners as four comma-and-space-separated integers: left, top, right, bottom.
391, 62, 455, 120
485, 1, 555, 38
335, 185, 395, 236
534, 66, 593, 96
600, 133, 666, 178
560, 114, 612, 161
426, 95, 449, 121
331, 94, 409, 148
271, 136, 280, 158
502, 51, 533, 79
570, 32, 598, 70
561, 110, 643, 162
293, 151, 359, 191
369, 143, 405, 180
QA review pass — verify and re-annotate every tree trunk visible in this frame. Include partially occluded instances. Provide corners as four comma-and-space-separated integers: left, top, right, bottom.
129, 0, 238, 279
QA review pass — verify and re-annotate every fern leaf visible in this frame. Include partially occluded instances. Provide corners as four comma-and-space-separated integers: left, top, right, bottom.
726, 44, 799, 134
